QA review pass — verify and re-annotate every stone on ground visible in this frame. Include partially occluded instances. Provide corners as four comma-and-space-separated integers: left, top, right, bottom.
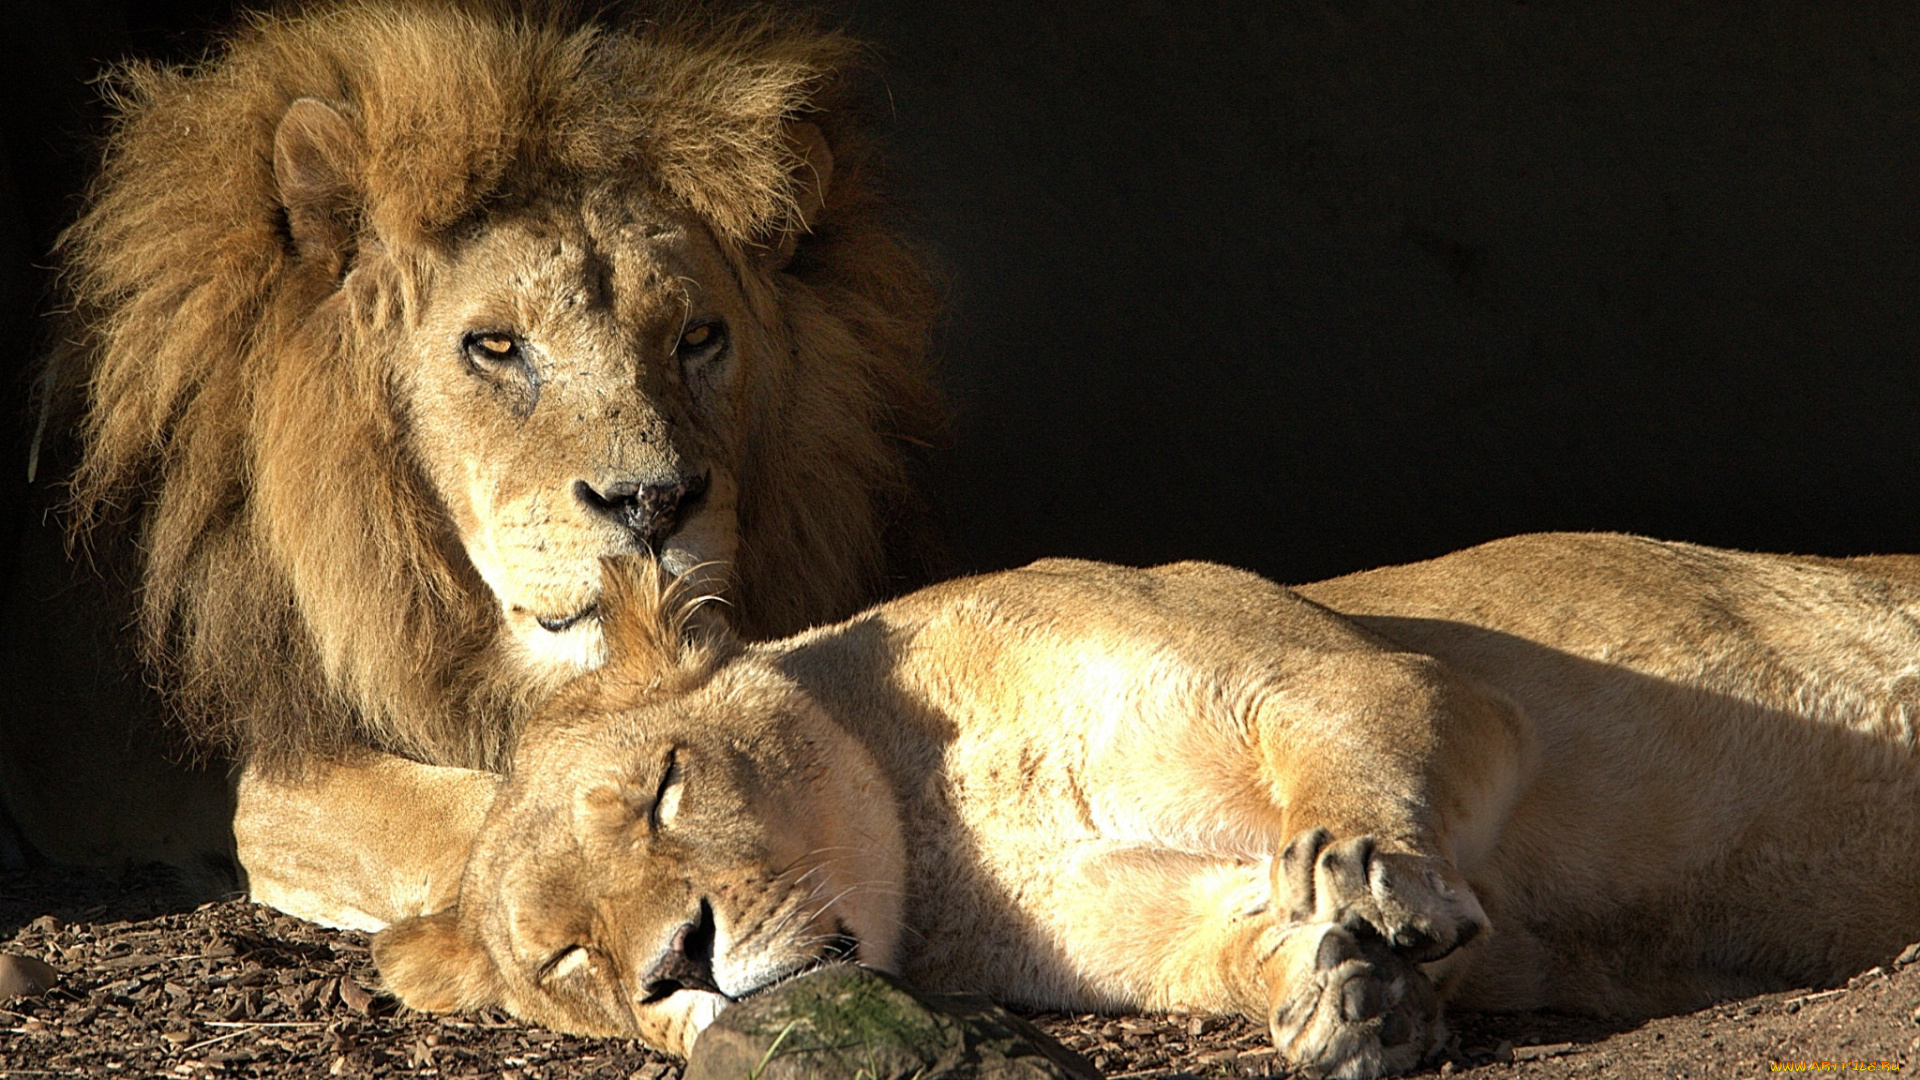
0, 953, 58, 999
683, 965, 1100, 1080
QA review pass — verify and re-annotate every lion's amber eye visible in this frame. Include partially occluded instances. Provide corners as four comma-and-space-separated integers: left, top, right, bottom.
464, 332, 524, 367
677, 322, 724, 354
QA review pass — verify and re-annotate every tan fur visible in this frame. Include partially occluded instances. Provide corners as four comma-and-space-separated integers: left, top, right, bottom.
377, 535, 1920, 1078
18, 1, 942, 909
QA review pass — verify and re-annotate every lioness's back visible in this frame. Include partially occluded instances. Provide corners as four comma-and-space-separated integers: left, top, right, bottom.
1302, 532, 1920, 1011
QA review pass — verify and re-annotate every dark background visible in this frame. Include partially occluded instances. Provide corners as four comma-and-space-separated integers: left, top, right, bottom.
5, 1, 1918, 588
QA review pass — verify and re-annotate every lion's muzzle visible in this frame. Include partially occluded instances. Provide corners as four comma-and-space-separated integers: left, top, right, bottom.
575, 471, 711, 552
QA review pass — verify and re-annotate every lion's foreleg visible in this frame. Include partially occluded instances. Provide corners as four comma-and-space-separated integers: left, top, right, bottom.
234, 753, 500, 931
1247, 652, 1531, 947
1249, 652, 1533, 869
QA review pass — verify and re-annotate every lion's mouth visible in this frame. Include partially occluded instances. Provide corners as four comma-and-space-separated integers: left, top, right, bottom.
530, 544, 713, 635
531, 546, 725, 637
657, 546, 704, 580
822, 922, 861, 965
535, 601, 600, 634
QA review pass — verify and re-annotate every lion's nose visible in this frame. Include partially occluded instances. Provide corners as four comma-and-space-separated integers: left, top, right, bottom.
575, 472, 709, 549
640, 898, 722, 1001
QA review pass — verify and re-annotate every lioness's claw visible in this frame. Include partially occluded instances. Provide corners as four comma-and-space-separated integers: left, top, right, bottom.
1275, 828, 1489, 965
1279, 827, 1334, 923
1268, 922, 1442, 1080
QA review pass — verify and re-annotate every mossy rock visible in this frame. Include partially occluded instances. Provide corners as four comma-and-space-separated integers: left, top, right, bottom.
683, 965, 1100, 1080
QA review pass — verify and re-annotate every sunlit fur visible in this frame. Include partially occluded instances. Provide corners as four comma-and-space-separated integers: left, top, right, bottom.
379, 536, 1920, 1078
557, 556, 739, 710
54, 0, 944, 776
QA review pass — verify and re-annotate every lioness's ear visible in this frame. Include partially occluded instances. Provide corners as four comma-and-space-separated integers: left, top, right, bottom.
273, 98, 362, 273
768, 121, 834, 268
372, 908, 504, 1014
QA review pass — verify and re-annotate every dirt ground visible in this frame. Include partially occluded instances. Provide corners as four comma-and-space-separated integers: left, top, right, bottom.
0, 865, 1912, 1079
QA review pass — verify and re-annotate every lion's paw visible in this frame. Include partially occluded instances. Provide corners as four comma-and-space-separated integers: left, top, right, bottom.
1267, 921, 1442, 1080
1276, 828, 1488, 964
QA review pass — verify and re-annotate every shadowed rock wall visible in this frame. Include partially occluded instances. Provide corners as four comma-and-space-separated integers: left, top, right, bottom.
6, 1, 1918, 588
850, 1, 1920, 581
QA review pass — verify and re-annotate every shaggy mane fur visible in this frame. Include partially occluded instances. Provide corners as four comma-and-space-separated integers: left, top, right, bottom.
57, 0, 943, 773
598, 555, 736, 699
540, 556, 739, 724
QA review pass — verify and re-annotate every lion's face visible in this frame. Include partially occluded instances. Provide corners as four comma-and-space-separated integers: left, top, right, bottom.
398, 186, 755, 672
373, 660, 906, 1055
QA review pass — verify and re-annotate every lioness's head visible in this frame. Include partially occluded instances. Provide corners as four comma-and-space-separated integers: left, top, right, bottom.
61, 4, 943, 769
374, 560, 905, 1054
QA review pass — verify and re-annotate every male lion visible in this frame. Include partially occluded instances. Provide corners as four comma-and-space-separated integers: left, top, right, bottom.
375, 534, 1920, 1078
0, 2, 943, 928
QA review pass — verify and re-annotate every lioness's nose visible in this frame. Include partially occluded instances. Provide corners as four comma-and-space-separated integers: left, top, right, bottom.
640, 899, 721, 1000
575, 473, 709, 549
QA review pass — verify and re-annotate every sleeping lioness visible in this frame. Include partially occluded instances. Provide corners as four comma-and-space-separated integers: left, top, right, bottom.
374, 534, 1920, 1078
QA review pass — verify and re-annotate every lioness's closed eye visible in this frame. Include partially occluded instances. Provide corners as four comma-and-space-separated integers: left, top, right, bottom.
379, 535, 1920, 1079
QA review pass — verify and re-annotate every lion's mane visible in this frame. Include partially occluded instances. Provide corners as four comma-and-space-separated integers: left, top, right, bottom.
56, 0, 944, 773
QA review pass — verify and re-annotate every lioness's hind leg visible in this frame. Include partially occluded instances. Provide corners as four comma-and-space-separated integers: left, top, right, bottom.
1277, 828, 1487, 964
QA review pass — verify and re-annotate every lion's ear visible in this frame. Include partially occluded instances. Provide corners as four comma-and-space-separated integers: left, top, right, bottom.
372, 908, 504, 1014
273, 98, 363, 273
767, 121, 834, 268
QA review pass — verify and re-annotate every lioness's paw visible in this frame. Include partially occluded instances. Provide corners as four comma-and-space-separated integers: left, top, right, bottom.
1276, 828, 1488, 963
1267, 922, 1441, 1080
